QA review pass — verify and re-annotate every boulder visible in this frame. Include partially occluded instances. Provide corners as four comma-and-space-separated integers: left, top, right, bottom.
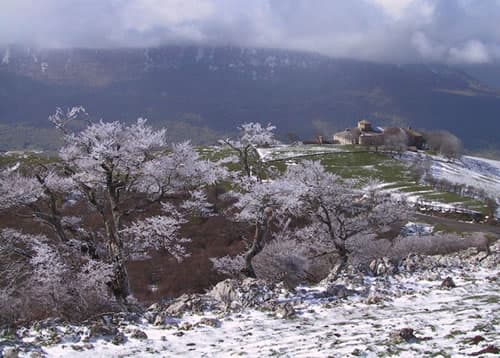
275, 303, 296, 319
440, 277, 456, 289
163, 293, 219, 317
130, 329, 148, 340
368, 257, 398, 276
208, 280, 240, 309
325, 284, 356, 299
196, 317, 221, 328
208, 278, 283, 311
3, 348, 19, 358
390, 328, 418, 343
88, 322, 119, 338
111, 333, 127, 345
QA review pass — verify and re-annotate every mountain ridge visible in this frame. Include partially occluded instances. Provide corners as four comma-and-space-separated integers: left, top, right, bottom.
1, 45, 499, 149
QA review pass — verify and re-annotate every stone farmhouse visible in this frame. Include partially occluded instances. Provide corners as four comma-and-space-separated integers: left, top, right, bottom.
333, 120, 424, 149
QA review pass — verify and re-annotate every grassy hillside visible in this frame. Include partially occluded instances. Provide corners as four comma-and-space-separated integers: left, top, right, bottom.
1, 144, 495, 218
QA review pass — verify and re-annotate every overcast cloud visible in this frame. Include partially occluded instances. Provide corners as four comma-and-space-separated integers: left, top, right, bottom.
1, 0, 499, 64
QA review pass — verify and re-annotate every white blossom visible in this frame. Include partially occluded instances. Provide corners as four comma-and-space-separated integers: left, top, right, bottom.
121, 216, 189, 261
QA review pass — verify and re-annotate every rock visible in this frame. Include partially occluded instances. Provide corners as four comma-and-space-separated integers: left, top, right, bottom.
29, 352, 44, 358
368, 257, 398, 276
208, 279, 240, 309
147, 303, 160, 312
276, 303, 296, 319
130, 329, 148, 340
178, 322, 193, 331
164, 294, 218, 317
470, 345, 499, 356
165, 295, 191, 317
208, 278, 283, 311
391, 328, 418, 343
365, 293, 382, 305
88, 322, 119, 338
153, 314, 165, 326
325, 284, 354, 299
440, 277, 456, 289
71, 345, 84, 351
111, 333, 127, 345
3, 348, 19, 358
196, 318, 221, 328
467, 335, 486, 345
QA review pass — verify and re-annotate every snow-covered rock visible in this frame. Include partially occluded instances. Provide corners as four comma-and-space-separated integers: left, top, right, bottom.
3, 244, 498, 357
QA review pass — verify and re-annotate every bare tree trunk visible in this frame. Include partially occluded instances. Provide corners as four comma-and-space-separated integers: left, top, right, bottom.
105, 222, 131, 301
106, 180, 132, 302
242, 215, 271, 278
243, 147, 251, 177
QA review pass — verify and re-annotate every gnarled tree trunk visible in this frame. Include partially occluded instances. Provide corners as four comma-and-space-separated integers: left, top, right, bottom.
242, 208, 272, 278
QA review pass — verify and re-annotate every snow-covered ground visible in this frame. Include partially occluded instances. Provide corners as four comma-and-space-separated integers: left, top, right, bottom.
257, 144, 346, 162
406, 153, 500, 197
257, 145, 500, 217
5, 249, 499, 357
402, 153, 500, 218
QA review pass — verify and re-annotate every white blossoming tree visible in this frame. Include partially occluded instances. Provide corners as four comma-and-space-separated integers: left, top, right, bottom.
284, 161, 407, 275
0, 228, 113, 322
213, 160, 406, 279
220, 122, 279, 177
0, 108, 225, 304
230, 176, 305, 277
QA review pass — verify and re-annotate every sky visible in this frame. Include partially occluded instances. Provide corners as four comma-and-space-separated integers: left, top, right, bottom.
1, 0, 500, 64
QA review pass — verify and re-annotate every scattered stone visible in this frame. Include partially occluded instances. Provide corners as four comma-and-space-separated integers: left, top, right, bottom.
325, 284, 355, 299
440, 277, 456, 289
276, 303, 296, 319
3, 347, 19, 358
111, 333, 127, 345
209, 280, 240, 309
165, 295, 191, 317
71, 345, 84, 351
164, 293, 219, 317
178, 322, 193, 331
469, 345, 499, 356
130, 329, 148, 340
368, 257, 398, 276
391, 328, 418, 343
351, 348, 364, 356
153, 314, 165, 326
88, 322, 119, 338
365, 293, 382, 305
467, 335, 486, 345
173, 331, 185, 337
196, 318, 221, 328
208, 278, 284, 311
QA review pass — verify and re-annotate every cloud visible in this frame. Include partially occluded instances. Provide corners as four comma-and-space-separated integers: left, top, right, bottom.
0, 0, 499, 64
448, 40, 491, 64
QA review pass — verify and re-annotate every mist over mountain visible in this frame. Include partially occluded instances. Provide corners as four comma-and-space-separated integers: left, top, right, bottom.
1, 45, 499, 149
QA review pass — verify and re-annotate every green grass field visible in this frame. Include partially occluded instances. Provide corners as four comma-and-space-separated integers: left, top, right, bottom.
1, 144, 490, 216
256, 145, 490, 215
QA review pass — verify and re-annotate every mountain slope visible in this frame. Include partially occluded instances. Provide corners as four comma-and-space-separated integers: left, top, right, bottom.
1, 45, 499, 149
